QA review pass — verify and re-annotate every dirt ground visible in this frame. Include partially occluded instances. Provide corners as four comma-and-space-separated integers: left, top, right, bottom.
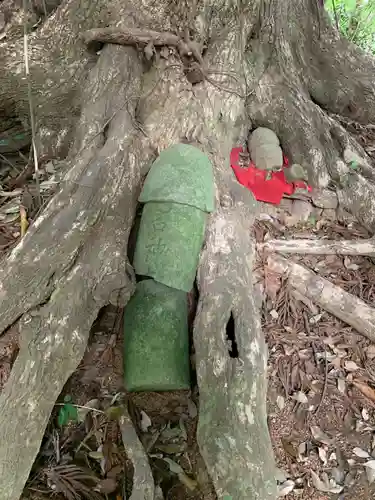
1, 119, 375, 499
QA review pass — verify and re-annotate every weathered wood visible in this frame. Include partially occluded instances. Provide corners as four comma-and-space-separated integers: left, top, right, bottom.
267, 254, 375, 343
119, 406, 157, 500
194, 208, 276, 499
261, 238, 375, 256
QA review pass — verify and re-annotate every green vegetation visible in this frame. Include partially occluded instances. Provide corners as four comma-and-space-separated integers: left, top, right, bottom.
325, 0, 375, 54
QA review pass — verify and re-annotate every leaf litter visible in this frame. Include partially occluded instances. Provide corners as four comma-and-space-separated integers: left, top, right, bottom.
261, 213, 375, 499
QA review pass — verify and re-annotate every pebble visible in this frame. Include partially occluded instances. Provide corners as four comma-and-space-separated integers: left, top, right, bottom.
285, 199, 313, 226
312, 189, 338, 209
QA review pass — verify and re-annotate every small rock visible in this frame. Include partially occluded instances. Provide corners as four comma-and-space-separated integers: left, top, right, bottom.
284, 164, 308, 182
322, 208, 337, 221
312, 189, 338, 209
278, 198, 293, 213
336, 206, 356, 225
311, 206, 323, 219
287, 199, 312, 225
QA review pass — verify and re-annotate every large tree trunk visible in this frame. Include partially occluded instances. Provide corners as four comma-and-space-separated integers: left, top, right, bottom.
0, 0, 374, 499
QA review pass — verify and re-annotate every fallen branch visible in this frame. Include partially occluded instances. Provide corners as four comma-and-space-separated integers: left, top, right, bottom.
261, 238, 375, 256
267, 254, 375, 342
81, 27, 246, 95
119, 406, 157, 500
82, 27, 181, 50
81, 27, 204, 66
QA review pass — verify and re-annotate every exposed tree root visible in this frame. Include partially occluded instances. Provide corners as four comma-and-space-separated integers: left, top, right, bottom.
268, 254, 375, 343
194, 208, 276, 499
119, 404, 158, 500
261, 238, 375, 256
0, 45, 144, 500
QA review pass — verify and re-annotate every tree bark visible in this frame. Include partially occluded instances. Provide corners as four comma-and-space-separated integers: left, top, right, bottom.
0, 0, 374, 499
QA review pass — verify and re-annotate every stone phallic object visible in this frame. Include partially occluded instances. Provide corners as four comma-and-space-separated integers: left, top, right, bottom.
123, 279, 190, 392
249, 127, 280, 147
139, 143, 215, 212
248, 127, 283, 171
133, 201, 206, 292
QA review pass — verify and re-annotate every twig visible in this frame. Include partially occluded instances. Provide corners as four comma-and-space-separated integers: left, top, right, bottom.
261, 238, 375, 256
315, 348, 328, 415
0, 153, 21, 173
54, 403, 105, 413
303, 311, 327, 414
118, 404, 156, 500
303, 311, 317, 361
23, 0, 41, 208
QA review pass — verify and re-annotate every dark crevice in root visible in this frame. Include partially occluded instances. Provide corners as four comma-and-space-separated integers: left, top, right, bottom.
226, 312, 238, 358
188, 281, 199, 386
102, 122, 110, 143
307, 90, 330, 116
127, 202, 143, 265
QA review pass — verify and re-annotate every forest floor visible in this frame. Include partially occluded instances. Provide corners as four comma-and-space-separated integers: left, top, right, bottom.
1, 120, 375, 500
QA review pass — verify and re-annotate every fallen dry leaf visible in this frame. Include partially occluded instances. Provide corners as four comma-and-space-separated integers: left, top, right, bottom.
276, 395, 285, 410
364, 460, 375, 470
310, 470, 343, 494
318, 447, 328, 465
281, 438, 299, 459
187, 398, 198, 419
140, 410, 152, 432
163, 458, 197, 491
292, 391, 308, 404
353, 447, 370, 459
353, 380, 375, 403
366, 467, 375, 485
344, 256, 359, 271
344, 360, 360, 372
362, 408, 370, 421
337, 378, 346, 394
310, 426, 333, 446
278, 480, 295, 497
331, 466, 346, 485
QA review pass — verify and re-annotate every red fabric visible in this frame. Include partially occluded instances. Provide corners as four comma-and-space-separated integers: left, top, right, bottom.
230, 147, 312, 205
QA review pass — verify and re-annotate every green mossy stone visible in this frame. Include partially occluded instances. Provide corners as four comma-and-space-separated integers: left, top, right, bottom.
123, 279, 190, 392
133, 202, 206, 292
139, 144, 215, 212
